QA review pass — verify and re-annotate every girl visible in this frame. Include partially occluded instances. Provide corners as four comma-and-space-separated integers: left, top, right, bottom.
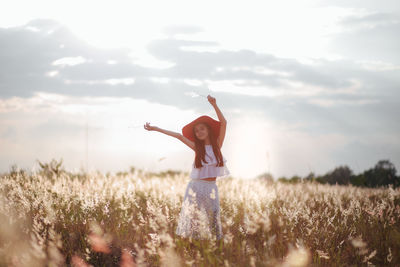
143, 95, 230, 241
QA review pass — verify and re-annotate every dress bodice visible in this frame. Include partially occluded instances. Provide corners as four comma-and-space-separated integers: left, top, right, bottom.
190, 145, 230, 179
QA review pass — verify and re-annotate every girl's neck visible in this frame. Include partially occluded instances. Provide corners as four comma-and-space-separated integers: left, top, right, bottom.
204, 138, 211, 145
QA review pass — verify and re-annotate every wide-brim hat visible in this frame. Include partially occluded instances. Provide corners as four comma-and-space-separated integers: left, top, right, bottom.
182, 115, 221, 142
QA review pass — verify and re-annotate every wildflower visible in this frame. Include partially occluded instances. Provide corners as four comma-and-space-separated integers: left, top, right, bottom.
281, 245, 311, 267
120, 248, 136, 267
266, 234, 276, 247
351, 236, 367, 248
159, 246, 182, 267
188, 188, 196, 197
316, 249, 330, 260
387, 247, 393, 263
250, 256, 256, 267
88, 233, 111, 254
71, 254, 93, 267
223, 230, 234, 244
363, 249, 376, 263
210, 189, 216, 199
149, 233, 161, 247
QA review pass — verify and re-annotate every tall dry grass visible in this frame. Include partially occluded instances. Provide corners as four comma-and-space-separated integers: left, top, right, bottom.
0, 169, 399, 266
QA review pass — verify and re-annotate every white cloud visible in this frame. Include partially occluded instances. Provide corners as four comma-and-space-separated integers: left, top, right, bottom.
308, 98, 379, 107
63, 78, 135, 85
357, 60, 400, 72
104, 78, 135, 85
25, 26, 40, 32
45, 70, 59, 77
150, 77, 170, 84
183, 79, 203, 87
339, 12, 400, 31
129, 50, 176, 69
180, 46, 223, 53
52, 56, 87, 66
0, 0, 360, 61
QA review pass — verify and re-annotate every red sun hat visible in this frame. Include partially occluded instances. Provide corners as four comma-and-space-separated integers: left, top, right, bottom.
182, 115, 221, 142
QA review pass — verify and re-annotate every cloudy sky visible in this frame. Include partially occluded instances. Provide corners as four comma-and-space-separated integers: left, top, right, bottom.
1, 0, 399, 179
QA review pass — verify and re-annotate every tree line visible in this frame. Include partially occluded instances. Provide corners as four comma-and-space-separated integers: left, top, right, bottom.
257, 159, 400, 188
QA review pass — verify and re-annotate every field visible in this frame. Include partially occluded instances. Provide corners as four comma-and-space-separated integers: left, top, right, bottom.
1, 169, 399, 266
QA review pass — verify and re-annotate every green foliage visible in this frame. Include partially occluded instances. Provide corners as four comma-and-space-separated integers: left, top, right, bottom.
277, 175, 303, 184
350, 173, 367, 187
272, 159, 399, 188
323, 165, 353, 185
277, 176, 289, 183
289, 175, 302, 183
364, 160, 399, 188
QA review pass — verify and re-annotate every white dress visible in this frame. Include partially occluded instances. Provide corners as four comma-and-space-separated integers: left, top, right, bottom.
190, 145, 230, 179
175, 145, 230, 240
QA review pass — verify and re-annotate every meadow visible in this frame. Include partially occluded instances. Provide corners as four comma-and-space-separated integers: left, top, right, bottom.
0, 167, 399, 266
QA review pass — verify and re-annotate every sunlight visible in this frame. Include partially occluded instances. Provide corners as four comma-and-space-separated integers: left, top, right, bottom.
225, 115, 274, 178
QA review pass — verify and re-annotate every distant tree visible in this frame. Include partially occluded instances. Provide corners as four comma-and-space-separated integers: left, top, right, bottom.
323, 165, 353, 185
116, 171, 129, 176
315, 176, 327, 184
157, 169, 182, 177
278, 176, 289, 183
289, 175, 302, 183
256, 172, 274, 183
350, 173, 367, 187
129, 166, 136, 174
304, 172, 316, 182
364, 159, 399, 188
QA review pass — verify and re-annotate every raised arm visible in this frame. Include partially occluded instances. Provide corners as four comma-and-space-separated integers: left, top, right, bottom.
144, 122, 195, 151
207, 95, 227, 148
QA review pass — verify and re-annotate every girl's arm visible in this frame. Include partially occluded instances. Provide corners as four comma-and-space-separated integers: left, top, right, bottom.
144, 122, 195, 151
207, 95, 227, 148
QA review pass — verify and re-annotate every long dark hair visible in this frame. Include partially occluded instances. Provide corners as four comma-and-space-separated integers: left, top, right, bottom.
193, 122, 224, 168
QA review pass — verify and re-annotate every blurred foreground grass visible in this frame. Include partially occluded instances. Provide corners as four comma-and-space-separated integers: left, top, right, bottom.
1, 168, 399, 266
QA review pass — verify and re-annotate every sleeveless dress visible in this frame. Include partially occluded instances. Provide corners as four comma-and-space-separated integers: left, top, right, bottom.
175, 145, 230, 240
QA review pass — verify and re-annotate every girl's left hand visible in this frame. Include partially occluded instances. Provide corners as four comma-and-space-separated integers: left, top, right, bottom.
207, 95, 216, 106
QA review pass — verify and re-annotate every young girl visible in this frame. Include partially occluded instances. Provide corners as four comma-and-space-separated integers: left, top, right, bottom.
143, 95, 230, 241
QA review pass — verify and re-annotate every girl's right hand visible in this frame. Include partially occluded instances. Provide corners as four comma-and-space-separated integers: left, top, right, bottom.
144, 122, 157, 131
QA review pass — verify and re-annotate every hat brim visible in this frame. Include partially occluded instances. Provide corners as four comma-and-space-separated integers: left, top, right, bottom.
182, 115, 221, 142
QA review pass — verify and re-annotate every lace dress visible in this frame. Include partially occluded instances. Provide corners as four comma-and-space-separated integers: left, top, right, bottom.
175, 145, 230, 240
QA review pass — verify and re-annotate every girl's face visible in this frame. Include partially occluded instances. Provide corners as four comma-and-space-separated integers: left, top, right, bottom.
194, 123, 209, 140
